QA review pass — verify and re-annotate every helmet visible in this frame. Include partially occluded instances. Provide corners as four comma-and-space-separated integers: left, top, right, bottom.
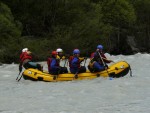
56, 48, 63, 53
97, 45, 103, 50
22, 48, 28, 52
51, 51, 57, 55
73, 49, 80, 54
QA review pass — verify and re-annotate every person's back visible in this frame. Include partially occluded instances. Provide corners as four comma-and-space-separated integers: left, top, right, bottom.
21, 51, 32, 66
19, 48, 43, 71
47, 51, 60, 75
47, 50, 68, 75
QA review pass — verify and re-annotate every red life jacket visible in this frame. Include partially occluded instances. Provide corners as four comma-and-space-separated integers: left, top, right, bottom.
47, 57, 52, 72
20, 52, 32, 63
20, 52, 25, 62
69, 56, 73, 68
90, 52, 95, 58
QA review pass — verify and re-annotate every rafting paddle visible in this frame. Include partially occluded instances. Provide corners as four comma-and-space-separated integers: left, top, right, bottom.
16, 63, 22, 80
83, 57, 87, 66
98, 51, 110, 77
17, 74, 23, 82
64, 59, 67, 67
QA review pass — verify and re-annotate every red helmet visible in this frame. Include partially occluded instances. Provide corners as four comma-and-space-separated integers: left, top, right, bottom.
51, 51, 57, 55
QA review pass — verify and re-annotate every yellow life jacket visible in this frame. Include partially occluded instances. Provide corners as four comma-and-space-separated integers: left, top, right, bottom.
88, 58, 95, 68
56, 55, 65, 60
79, 57, 84, 62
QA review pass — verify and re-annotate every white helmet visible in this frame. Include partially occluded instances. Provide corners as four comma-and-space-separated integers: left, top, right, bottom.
22, 48, 28, 52
56, 48, 63, 53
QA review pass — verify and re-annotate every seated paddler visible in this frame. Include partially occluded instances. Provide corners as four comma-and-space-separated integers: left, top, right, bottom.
47, 51, 68, 75
69, 49, 86, 74
88, 45, 113, 72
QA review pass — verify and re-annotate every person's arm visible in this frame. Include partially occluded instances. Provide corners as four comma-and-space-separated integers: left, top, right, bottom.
61, 56, 65, 60
79, 57, 84, 63
93, 52, 99, 62
101, 53, 113, 63
27, 51, 32, 55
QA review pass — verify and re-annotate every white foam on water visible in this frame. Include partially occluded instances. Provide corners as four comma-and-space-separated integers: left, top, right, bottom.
0, 53, 150, 113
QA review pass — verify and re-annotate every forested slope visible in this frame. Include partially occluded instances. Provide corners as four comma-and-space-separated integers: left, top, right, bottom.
0, 0, 149, 63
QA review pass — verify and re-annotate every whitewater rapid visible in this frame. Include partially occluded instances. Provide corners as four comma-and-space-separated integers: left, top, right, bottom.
0, 53, 150, 113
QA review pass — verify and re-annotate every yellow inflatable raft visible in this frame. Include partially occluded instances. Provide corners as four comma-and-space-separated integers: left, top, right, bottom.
22, 61, 131, 82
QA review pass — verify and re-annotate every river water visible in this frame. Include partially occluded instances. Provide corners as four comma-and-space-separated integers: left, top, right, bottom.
0, 53, 150, 113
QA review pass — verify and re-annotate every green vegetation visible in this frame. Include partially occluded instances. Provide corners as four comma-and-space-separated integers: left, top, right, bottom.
0, 0, 150, 63
0, 2, 22, 63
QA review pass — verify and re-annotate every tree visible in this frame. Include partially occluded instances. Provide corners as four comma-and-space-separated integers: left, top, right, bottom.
131, 0, 150, 51
0, 2, 22, 63
100, 0, 136, 53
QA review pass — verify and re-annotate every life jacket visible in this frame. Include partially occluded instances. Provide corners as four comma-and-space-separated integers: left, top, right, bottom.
88, 56, 95, 68
20, 52, 24, 61
90, 52, 95, 59
47, 57, 52, 68
99, 52, 111, 63
69, 56, 80, 68
69, 56, 73, 68
89, 52, 101, 65
56, 55, 65, 60
88, 52, 95, 68
47, 57, 52, 72
47, 57, 59, 71
89, 52, 110, 69
93, 52, 110, 64
20, 52, 32, 63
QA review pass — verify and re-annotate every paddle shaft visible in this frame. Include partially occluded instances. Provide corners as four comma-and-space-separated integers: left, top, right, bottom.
84, 58, 87, 66
16, 72, 21, 80
16, 63, 23, 80
17, 74, 23, 82
64, 59, 67, 67
98, 52, 110, 75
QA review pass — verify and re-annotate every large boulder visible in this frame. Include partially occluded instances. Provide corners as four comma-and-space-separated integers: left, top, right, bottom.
126, 36, 139, 53
0, 62, 3, 66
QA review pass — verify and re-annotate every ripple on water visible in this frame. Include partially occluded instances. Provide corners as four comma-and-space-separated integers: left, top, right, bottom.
3, 75, 11, 77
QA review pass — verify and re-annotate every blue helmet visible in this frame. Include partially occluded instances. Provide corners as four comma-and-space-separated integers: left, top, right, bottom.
73, 49, 80, 54
97, 45, 103, 50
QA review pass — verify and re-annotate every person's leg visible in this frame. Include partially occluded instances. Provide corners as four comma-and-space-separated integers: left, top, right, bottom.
60, 67, 68, 73
23, 63, 30, 69
93, 62, 104, 72
37, 64, 43, 71
70, 68, 77, 74
51, 67, 61, 75
28, 62, 37, 67
88, 65, 94, 72
28, 62, 42, 71
23, 62, 35, 69
78, 66, 86, 73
